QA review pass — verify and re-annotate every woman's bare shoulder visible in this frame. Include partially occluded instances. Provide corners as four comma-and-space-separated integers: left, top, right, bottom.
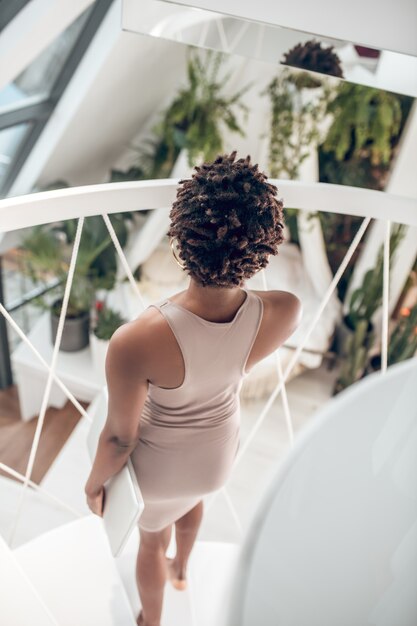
249, 289, 302, 316
106, 307, 165, 372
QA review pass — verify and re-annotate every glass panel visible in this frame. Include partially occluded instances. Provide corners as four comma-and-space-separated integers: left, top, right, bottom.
0, 123, 31, 188
122, 0, 417, 97
0, 6, 93, 113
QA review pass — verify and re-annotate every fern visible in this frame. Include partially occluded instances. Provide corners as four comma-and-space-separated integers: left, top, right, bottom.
322, 83, 402, 166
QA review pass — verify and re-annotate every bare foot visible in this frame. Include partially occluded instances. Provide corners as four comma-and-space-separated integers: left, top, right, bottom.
136, 609, 145, 625
136, 609, 160, 626
165, 556, 187, 590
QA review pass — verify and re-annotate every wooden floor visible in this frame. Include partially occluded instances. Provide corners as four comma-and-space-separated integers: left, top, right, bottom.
0, 385, 87, 485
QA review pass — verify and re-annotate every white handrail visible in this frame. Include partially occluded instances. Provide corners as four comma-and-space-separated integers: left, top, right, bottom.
1, 179, 416, 233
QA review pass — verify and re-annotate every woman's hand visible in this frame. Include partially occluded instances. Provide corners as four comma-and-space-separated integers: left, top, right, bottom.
85, 486, 105, 517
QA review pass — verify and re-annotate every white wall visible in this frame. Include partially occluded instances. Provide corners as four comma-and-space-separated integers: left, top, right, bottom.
37, 35, 278, 188
37, 32, 188, 187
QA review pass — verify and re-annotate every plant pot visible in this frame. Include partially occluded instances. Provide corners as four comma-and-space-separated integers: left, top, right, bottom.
90, 332, 109, 382
50, 301, 90, 352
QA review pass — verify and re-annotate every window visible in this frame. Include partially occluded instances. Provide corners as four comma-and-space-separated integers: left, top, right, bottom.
0, 0, 112, 197
0, 123, 31, 188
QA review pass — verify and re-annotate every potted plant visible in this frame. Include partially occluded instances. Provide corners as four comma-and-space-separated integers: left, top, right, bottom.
21, 213, 132, 352
333, 318, 375, 395
317, 83, 412, 302
387, 302, 417, 365
333, 223, 406, 393
262, 66, 333, 180
50, 275, 94, 352
90, 298, 127, 380
261, 64, 335, 244
117, 46, 252, 183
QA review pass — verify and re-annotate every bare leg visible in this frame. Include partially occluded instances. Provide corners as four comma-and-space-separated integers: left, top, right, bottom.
136, 524, 172, 626
166, 500, 204, 590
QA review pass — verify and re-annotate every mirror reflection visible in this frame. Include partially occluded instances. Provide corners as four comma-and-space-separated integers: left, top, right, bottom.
122, 0, 417, 97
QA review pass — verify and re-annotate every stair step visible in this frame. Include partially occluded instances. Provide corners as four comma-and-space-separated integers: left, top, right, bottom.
40, 412, 92, 516
115, 526, 241, 626
0, 532, 59, 625
0, 474, 75, 548
14, 515, 137, 626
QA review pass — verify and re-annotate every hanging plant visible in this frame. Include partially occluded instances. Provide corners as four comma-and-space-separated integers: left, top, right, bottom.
262, 67, 333, 180
333, 223, 407, 394
162, 47, 251, 163
316, 85, 412, 301
261, 66, 334, 243
131, 46, 252, 180
387, 303, 417, 365
321, 83, 402, 166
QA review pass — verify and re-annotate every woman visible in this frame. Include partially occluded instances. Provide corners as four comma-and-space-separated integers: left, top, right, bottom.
85, 151, 302, 626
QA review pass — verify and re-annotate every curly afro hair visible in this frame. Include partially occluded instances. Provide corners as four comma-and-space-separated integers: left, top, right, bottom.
167, 151, 286, 287
282, 39, 344, 79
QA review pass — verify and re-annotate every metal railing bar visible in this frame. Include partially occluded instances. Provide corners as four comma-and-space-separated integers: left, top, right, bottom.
205, 216, 372, 515
0, 300, 92, 421
229, 20, 250, 53
102, 213, 146, 309
216, 18, 229, 52
0, 256, 12, 387
8, 218, 84, 547
0, 462, 84, 518
381, 219, 391, 373
221, 487, 244, 537
233, 217, 371, 467
260, 268, 295, 446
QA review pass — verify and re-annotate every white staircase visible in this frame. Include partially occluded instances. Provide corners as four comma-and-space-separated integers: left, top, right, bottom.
115, 527, 240, 625
13, 515, 137, 626
0, 531, 59, 626
0, 511, 240, 626
0, 473, 78, 548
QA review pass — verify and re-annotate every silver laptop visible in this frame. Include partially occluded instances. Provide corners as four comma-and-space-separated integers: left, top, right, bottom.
86, 386, 144, 557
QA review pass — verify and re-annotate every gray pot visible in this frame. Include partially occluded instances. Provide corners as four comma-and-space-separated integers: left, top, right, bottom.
50, 303, 90, 352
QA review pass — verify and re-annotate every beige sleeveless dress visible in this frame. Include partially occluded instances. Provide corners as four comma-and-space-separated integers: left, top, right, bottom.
130, 287, 264, 532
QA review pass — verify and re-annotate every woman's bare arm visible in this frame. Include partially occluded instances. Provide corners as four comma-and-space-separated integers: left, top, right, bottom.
84, 324, 149, 497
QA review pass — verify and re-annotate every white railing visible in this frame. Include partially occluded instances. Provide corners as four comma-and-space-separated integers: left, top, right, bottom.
0, 179, 416, 546
1, 179, 417, 232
